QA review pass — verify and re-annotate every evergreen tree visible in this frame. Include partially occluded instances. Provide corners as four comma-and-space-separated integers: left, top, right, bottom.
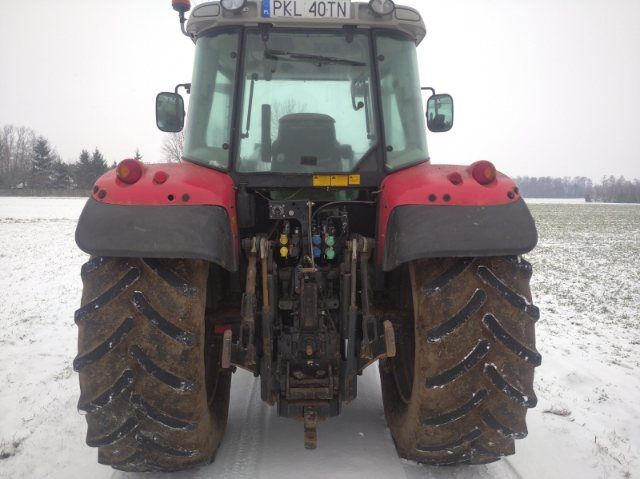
79, 149, 91, 165
73, 149, 95, 189
91, 148, 108, 173
51, 160, 73, 188
30, 137, 54, 187
72, 148, 109, 190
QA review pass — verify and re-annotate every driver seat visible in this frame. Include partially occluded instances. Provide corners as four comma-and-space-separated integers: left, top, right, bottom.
271, 114, 343, 172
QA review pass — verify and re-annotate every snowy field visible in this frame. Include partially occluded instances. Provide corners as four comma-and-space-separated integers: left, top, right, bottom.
1, 197, 639, 479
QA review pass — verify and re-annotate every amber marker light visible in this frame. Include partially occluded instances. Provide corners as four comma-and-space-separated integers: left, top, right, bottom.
172, 0, 191, 13
470, 161, 497, 186
116, 159, 143, 185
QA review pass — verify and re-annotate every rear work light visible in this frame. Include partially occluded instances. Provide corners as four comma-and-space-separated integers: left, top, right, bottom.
221, 0, 246, 12
470, 161, 497, 186
116, 159, 143, 185
369, 0, 396, 16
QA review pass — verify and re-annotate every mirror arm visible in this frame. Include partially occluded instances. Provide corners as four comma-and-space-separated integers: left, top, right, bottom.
175, 83, 192, 95
421, 87, 436, 96
178, 11, 190, 38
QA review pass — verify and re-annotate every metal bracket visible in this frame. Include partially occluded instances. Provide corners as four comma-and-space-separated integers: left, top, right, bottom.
259, 237, 278, 404
222, 237, 260, 373
356, 236, 395, 372
221, 329, 233, 369
259, 23, 271, 42
304, 407, 319, 450
358, 318, 396, 373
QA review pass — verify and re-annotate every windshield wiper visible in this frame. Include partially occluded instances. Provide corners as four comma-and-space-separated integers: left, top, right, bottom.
264, 49, 366, 67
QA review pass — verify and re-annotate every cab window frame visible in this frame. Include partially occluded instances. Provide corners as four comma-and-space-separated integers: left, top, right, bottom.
182, 27, 243, 172
372, 29, 430, 173
229, 27, 385, 177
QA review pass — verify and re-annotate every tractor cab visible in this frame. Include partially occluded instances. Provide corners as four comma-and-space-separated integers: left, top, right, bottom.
159, 0, 452, 189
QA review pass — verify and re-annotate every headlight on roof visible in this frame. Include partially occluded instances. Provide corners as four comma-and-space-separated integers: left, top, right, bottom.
369, 0, 396, 16
221, 0, 246, 13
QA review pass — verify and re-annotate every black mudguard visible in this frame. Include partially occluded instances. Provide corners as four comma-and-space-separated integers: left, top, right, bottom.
75, 198, 238, 272
382, 198, 538, 271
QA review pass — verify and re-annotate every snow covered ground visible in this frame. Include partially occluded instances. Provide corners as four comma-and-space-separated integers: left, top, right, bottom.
0, 197, 638, 479
526, 198, 587, 204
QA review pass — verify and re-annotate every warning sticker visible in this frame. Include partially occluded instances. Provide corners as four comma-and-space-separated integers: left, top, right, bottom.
312, 175, 361, 187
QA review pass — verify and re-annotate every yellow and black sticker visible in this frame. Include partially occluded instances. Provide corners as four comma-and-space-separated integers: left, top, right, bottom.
313, 175, 361, 187
313, 175, 332, 187
331, 175, 349, 187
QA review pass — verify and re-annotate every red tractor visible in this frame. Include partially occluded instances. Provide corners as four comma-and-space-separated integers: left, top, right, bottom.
74, 0, 540, 472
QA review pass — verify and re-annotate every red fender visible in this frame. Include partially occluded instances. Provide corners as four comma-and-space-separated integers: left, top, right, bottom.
91, 160, 238, 255
377, 162, 521, 265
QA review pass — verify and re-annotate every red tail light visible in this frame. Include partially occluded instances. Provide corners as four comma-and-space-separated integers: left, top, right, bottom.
116, 159, 143, 185
470, 161, 497, 186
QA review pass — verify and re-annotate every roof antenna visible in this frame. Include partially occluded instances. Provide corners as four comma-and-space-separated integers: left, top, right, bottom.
171, 0, 192, 38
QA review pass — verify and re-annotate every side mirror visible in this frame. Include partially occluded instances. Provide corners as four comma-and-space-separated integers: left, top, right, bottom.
156, 92, 185, 133
426, 94, 454, 133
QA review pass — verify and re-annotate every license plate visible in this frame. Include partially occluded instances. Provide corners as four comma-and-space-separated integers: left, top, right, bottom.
262, 0, 351, 19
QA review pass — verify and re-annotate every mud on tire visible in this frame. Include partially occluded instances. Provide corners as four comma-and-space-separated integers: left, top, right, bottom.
74, 258, 231, 472
380, 257, 540, 465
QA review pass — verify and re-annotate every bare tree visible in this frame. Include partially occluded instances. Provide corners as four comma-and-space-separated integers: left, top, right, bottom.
161, 132, 184, 163
0, 125, 38, 187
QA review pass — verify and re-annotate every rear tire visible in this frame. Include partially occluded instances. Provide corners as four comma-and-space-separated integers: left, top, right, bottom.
380, 257, 540, 465
74, 258, 231, 472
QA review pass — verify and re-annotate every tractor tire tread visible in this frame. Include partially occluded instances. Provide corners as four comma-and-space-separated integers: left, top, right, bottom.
76, 258, 230, 472
380, 257, 539, 465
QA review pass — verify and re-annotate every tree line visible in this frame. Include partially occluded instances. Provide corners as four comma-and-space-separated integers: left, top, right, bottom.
2, 123, 637, 203
0, 124, 172, 191
0, 121, 179, 192
516, 176, 640, 203
0, 125, 117, 190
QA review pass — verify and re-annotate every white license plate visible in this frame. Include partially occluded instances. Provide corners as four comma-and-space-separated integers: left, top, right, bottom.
262, 0, 351, 19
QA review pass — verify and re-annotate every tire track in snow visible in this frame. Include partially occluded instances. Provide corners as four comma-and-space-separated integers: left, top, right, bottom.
502, 457, 524, 479
217, 372, 268, 479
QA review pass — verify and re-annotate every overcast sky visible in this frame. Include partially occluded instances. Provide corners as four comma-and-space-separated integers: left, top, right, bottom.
1, 0, 639, 179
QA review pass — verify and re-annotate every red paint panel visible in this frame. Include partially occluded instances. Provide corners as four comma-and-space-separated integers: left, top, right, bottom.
377, 162, 520, 263
92, 161, 238, 254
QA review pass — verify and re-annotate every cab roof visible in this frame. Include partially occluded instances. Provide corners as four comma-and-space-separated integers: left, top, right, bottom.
186, 1, 426, 44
